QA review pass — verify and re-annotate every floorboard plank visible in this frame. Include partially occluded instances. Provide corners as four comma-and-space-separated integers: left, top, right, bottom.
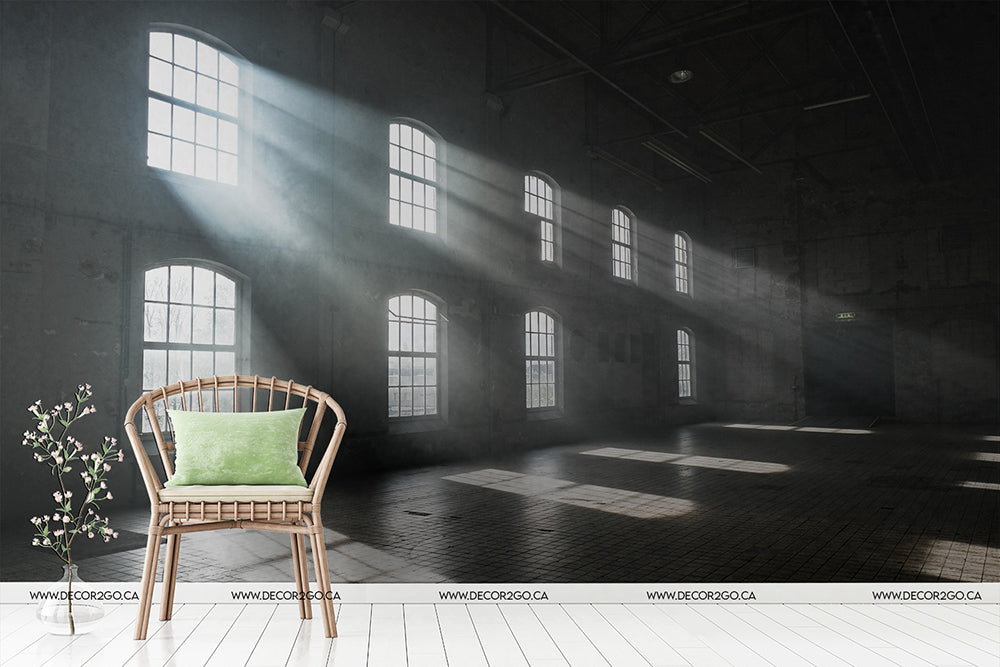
124, 603, 215, 666
850, 605, 989, 666
43, 604, 133, 667
892, 605, 1000, 646
561, 604, 650, 667
246, 603, 308, 667
593, 604, 688, 666
166, 603, 243, 667
326, 603, 372, 667
655, 605, 771, 667
205, 604, 278, 667
403, 604, 447, 667
435, 604, 488, 667
693, 605, 814, 667
366, 604, 406, 667
467, 604, 530, 667
531, 605, 610, 667
284, 610, 334, 667
499, 605, 568, 667
712, 606, 853, 667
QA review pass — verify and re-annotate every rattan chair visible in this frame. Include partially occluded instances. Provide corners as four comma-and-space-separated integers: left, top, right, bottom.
124, 375, 347, 640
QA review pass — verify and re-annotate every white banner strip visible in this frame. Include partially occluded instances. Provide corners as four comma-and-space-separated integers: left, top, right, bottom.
2, 582, 997, 605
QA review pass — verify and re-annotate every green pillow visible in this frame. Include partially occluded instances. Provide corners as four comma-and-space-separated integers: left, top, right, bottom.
164, 408, 308, 487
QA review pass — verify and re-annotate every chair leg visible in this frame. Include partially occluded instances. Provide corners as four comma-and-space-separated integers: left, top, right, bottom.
160, 532, 181, 621
134, 524, 163, 640
310, 528, 337, 638
290, 533, 310, 620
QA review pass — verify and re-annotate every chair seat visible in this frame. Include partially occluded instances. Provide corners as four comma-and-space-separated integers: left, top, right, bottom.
158, 484, 314, 503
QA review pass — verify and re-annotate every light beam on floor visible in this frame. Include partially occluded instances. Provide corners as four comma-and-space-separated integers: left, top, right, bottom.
582, 447, 790, 473
443, 469, 694, 518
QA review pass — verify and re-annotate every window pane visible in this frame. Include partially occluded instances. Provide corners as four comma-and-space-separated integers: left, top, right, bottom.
170, 265, 192, 303
192, 306, 214, 343
168, 304, 191, 343
197, 74, 218, 111
144, 303, 167, 342
172, 139, 194, 175
218, 119, 238, 152
174, 35, 196, 69
173, 66, 196, 104
219, 83, 238, 116
401, 357, 412, 386
195, 145, 217, 180
148, 98, 172, 135
196, 113, 218, 147
147, 132, 171, 169
149, 58, 172, 95
388, 356, 400, 386
149, 32, 172, 60
215, 308, 235, 345
145, 266, 169, 301
192, 350, 214, 379
168, 349, 190, 384
216, 274, 235, 307
143, 349, 167, 390
192, 267, 214, 305
219, 54, 238, 85
173, 106, 195, 142
197, 42, 218, 77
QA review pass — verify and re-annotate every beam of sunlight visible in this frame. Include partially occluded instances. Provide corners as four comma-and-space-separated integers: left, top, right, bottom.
724, 423, 875, 434
959, 481, 1000, 491
970, 452, 1000, 463
582, 447, 789, 473
442, 469, 694, 518
981, 435, 1000, 442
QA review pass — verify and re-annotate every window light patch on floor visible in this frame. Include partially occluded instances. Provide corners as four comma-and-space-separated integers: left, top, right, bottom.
970, 451, 1000, 462
722, 423, 874, 434
981, 434, 1000, 442
442, 469, 694, 518
959, 481, 1000, 491
583, 447, 789, 473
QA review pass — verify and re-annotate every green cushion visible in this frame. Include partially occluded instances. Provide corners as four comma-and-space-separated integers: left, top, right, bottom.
164, 408, 308, 487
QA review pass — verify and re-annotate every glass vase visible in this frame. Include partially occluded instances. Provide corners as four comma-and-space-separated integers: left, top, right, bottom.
35, 563, 105, 635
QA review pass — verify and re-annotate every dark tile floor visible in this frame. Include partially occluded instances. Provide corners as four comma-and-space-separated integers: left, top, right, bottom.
3, 422, 997, 583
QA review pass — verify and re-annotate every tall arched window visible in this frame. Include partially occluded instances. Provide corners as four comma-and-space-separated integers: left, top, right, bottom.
141, 262, 247, 427
389, 121, 440, 234
388, 293, 443, 417
524, 173, 559, 264
147, 29, 241, 184
525, 310, 559, 409
677, 328, 695, 400
612, 207, 636, 281
674, 232, 692, 294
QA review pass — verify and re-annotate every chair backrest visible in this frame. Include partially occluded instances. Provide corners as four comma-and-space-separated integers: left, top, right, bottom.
124, 375, 347, 504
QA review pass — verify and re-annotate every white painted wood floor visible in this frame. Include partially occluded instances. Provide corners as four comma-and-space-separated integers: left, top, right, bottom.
2, 602, 998, 666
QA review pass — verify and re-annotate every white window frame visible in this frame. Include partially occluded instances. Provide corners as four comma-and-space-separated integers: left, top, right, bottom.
612, 207, 636, 282
677, 328, 695, 401
389, 120, 443, 235
524, 172, 561, 265
140, 260, 249, 430
146, 26, 245, 184
525, 310, 561, 411
388, 292, 445, 419
674, 232, 692, 294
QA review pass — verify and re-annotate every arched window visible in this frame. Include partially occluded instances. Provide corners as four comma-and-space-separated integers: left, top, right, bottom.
674, 232, 692, 294
389, 121, 441, 234
525, 310, 559, 409
677, 328, 695, 400
524, 173, 560, 263
612, 207, 636, 281
147, 29, 241, 184
141, 262, 247, 428
388, 293, 443, 417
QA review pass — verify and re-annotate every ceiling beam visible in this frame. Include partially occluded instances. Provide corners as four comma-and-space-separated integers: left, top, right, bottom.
491, 0, 689, 139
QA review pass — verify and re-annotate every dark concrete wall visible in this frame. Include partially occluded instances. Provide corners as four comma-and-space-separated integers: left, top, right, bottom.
2, 1, 997, 525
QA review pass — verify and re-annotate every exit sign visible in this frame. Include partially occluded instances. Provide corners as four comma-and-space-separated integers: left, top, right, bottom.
835, 312, 856, 321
